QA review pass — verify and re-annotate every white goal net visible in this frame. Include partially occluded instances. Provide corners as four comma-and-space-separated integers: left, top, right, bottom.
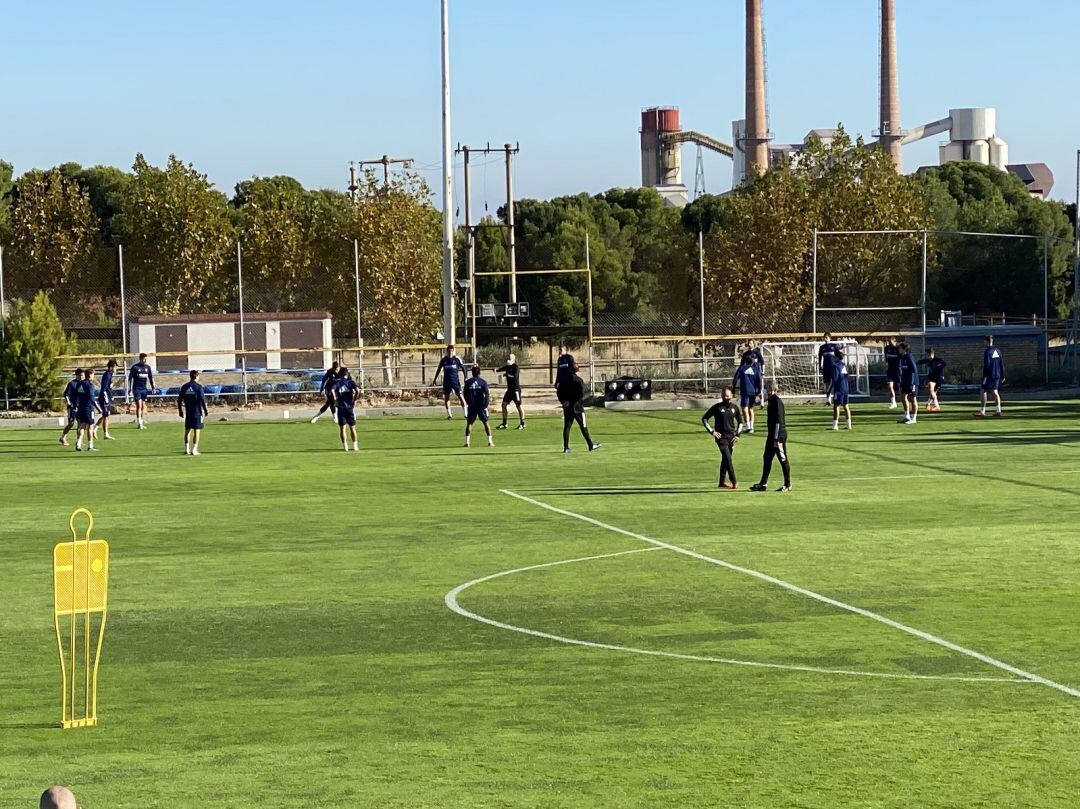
761, 341, 870, 399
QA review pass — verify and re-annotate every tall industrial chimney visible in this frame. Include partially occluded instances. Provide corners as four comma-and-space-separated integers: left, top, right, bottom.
743, 0, 769, 182
879, 0, 903, 170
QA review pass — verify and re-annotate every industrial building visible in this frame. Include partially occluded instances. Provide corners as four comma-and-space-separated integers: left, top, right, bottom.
639, 0, 1054, 205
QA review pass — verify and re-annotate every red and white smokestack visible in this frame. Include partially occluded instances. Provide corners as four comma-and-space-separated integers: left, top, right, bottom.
743, 0, 769, 182
879, 0, 903, 170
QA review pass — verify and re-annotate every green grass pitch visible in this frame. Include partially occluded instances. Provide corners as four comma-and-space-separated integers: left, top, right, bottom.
2, 401, 1079, 807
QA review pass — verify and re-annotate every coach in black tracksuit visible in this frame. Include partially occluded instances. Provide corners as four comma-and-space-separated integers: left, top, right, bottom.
701, 387, 743, 489
558, 363, 599, 453
751, 379, 792, 492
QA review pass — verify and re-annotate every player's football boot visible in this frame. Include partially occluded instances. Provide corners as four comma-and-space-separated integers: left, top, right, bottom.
777, 485, 792, 492
516, 422, 526, 430
992, 411, 1003, 417
749, 483, 767, 492
496, 423, 507, 430
972, 411, 985, 418
589, 443, 602, 452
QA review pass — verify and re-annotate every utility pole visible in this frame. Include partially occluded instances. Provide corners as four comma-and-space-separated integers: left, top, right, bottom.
455, 142, 520, 324
347, 162, 359, 201
455, 144, 477, 360
356, 155, 414, 189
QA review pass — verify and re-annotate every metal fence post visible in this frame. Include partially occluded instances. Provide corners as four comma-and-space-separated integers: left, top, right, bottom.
353, 239, 364, 392
237, 241, 248, 404
921, 229, 928, 354
811, 229, 818, 334
699, 229, 708, 394
1044, 234, 1050, 385
0, 245, 8, 410
585, 231, 595, 394
118, 245, 129, 405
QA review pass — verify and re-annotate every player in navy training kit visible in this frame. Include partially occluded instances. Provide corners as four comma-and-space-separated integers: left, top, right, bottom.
178, 370, 209, 455
433, 345, 467, 419
750, 379, 791, 492
128, 352, 155, 428
331, 366, 360, 451
555, 347, 576, 390
898, 342, 920, 424
701, 387, 743, 489
975, 335, 1005, 418
94, 359, 118, 440
310, 361, 341, 423
559, 362, 600, 453
733, 351, 761, 433
59, 368, 84, 446
883, 336, 901, 409
818, 332, 841, 403
494, 353, 525, 430
463, 365, 494, 448
828, 349, 852, 431
918, 348, 946, 412
73, 369, 101, 452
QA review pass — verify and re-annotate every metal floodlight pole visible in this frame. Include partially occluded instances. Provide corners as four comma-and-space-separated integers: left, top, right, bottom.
439, 0, 456, 345
117, 245, 129, 408
237, 241, 248, 404
461, 145, 477, 361
811, 229, 818, 334
0, 245, 7, 410
506, 143, 517, 316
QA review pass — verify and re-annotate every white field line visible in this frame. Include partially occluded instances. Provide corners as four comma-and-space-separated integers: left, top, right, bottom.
500, 489, 1080, 700
445, 546, 1027, 685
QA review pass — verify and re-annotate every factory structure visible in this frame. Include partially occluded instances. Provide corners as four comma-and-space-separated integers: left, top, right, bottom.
640, 0, 1054, 206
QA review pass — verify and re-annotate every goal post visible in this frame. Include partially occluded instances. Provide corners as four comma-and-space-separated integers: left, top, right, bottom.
760, 340, 870, 399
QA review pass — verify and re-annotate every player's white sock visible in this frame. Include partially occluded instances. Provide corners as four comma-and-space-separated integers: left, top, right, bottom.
352, 441, 358, 451
184, 443, 190, 454
980, 406, 986, 415
996, 404, 1002, 414
831, 420, 838, 430
846, 420, 852, 430
192, 447, 200, 456
342, 442, 349, 452
487, 436, 494, 446
76, 439, 82, 450
465, 435, 471, 447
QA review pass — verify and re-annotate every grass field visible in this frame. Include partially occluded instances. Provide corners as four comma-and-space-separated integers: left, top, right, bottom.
2, 401, 1079, 808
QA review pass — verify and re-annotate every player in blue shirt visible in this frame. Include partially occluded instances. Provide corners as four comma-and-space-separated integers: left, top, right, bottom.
432, 345, 467, 419
59, 368, 84, 446
309, 360, 340, 423
733, 351, 761, 433
917, 348, 946, 412
827, 349, 852, 431
128, 352, 155, 429
495, 352, 525, 430
898, 342, 920, 424
178, 370, 209, 456
73, 368, 101, 452
555, 347, 576, 391
883, 336, 901, 409
818, 332, 841, 402
463, 365, 494, 448
94, 359, 118, 441
331, 366, 360, 451
974, 335, 1005, 418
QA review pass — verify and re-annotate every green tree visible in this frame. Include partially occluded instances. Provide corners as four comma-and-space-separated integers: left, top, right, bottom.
0, 292, 77, 410
344, 169, 442, 344
56, 163, 133, 246
7, 169, 101, 291
113, 154, 236, 314
917, 162, 1074, 316
0, 159, 13, 244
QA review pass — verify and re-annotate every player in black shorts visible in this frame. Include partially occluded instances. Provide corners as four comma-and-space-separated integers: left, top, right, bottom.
495, 352, 525, 430
883, 336, 901, 410
310, 361, 341, 423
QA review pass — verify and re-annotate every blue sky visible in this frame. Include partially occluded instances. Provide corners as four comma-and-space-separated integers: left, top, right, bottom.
5, 1, 1078, 207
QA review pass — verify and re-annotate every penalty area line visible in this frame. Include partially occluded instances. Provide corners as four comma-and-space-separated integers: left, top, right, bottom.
499, 489, 1080, 701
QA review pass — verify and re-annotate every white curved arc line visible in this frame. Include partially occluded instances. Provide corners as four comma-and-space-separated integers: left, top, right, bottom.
498, 489, 1080, 700
444, 547, 1027, 685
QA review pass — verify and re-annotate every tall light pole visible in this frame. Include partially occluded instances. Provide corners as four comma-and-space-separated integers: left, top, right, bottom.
440, 0, 456, 343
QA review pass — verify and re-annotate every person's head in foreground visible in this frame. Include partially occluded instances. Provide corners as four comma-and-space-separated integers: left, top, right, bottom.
823, 331, 832, 341
189, 369, 199, 381
507, 352, 516, 364
40, 785, 77, 809
898, 341, 909, 355
765, 379, 777, 396
336, 366, 349, 379
721, 386, 733, 404
925, 348, 934, 358
985, 334, 994, 346
834, 349, 844, 362
446, 345, 455, 356
471, 365, 481, 377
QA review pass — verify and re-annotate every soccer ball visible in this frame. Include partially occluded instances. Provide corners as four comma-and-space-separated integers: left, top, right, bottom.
631, 393, 641, 401
641, 380, 650, 389
615, 393, 626, 401
623, 382, 633, 390
608, 382, 617, 391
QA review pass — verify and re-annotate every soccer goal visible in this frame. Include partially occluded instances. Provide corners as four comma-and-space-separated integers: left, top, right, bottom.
761, 341, 870, 399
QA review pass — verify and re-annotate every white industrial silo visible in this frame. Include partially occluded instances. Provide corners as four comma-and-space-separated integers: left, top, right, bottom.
950, 108, 995, 142
989, 136, 1009, 171
939, 142, 965, 164
969, 139, 990, 164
